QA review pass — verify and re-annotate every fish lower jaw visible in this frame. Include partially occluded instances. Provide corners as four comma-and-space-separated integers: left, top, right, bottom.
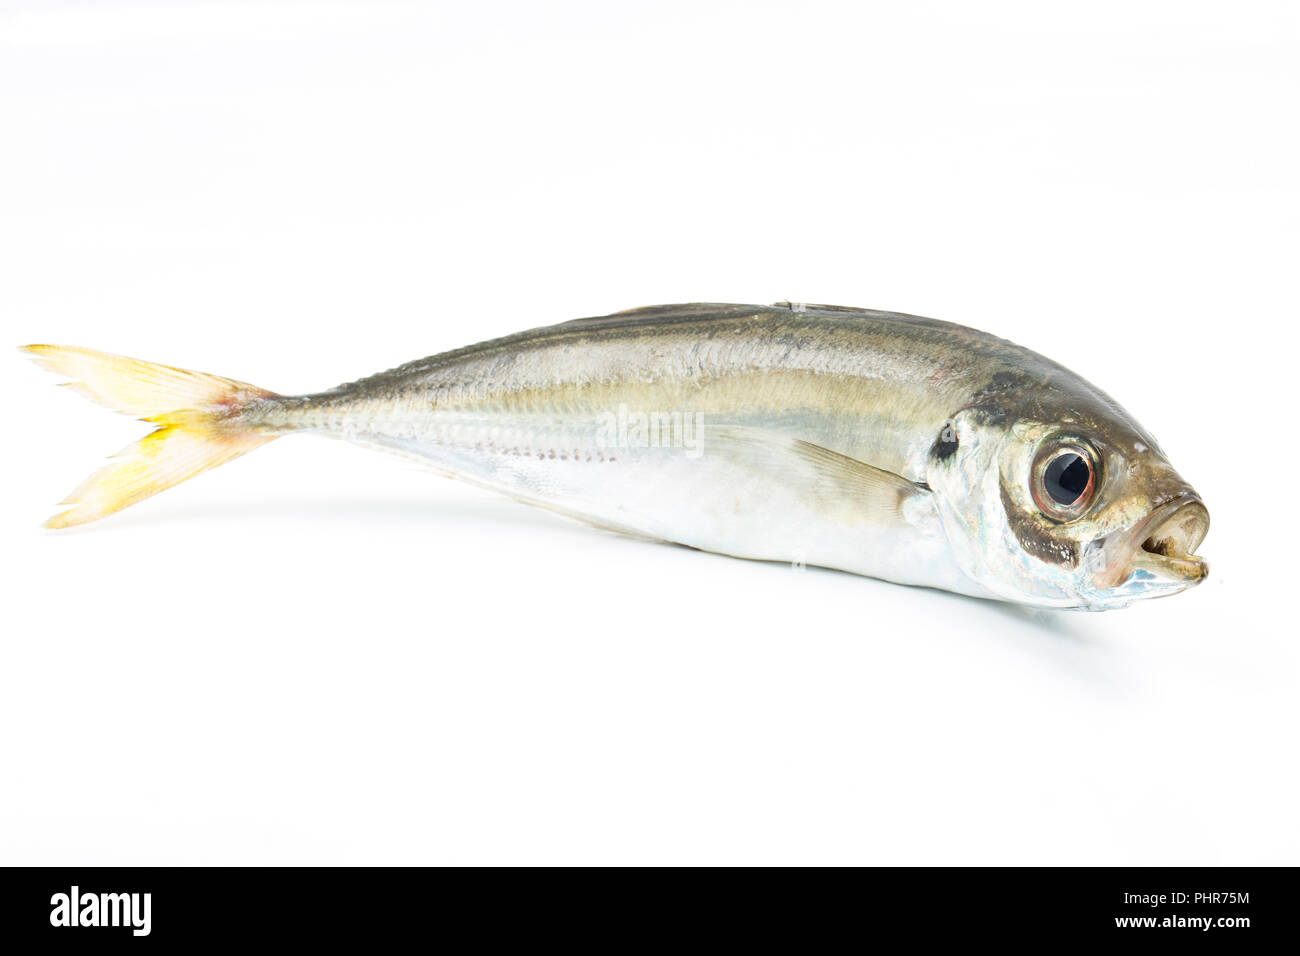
1132, 537, 1209, 584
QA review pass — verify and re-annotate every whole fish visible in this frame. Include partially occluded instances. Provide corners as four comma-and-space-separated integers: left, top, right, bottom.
23, 302, 1208, 609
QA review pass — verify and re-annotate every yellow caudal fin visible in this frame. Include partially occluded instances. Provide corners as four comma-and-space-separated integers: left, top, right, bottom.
22, 345, 281, 529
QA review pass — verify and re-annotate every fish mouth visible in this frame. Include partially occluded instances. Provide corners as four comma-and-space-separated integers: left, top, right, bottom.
1127, 495, 1210, 585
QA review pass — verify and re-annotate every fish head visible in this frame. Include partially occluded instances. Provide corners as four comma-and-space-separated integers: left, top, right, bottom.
926, 380, 1209, 610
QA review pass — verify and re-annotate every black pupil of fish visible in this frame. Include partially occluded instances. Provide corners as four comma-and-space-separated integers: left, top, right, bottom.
1044, 453, 1090, 506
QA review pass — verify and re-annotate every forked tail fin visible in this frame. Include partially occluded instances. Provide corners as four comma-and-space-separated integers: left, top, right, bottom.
21, 345, 280, 529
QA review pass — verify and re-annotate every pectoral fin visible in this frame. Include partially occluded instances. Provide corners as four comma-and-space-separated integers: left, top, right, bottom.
705, 426, 930, 526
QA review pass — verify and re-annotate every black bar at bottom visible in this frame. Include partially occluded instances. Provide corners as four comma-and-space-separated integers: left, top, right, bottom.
0, 866, 1291, 945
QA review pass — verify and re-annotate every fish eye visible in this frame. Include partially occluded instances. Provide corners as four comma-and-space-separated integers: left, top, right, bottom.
1031, 443, 1097, 519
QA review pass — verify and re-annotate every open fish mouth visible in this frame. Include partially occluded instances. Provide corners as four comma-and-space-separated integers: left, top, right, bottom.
1128, 495, 1210, 584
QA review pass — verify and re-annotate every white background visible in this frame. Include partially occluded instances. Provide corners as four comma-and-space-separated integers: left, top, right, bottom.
1, 0, 1296, 865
